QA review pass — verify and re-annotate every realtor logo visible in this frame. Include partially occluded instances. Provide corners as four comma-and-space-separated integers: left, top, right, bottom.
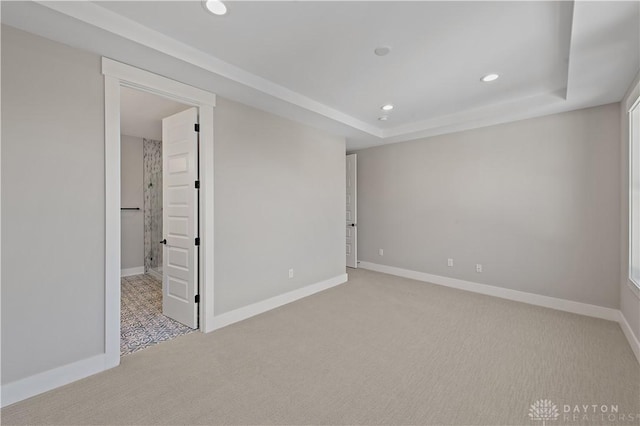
529, 399, 560, 426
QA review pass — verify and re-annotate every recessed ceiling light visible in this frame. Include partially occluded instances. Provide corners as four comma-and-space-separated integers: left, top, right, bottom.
381, 104, 394, 111
374, 46, 391, 57
378, 116, 389, 121
203, 0, 227, 15
481, 73, 499, 82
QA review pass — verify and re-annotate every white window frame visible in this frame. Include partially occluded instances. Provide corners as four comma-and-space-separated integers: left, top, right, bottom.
629, 94, 640, 290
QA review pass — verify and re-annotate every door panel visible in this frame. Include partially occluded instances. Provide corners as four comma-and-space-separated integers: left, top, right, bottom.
162, 107, 199, 329
346, 154, 357, 268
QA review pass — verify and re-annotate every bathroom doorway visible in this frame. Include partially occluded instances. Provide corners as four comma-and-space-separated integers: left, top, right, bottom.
120, 87, 197, 355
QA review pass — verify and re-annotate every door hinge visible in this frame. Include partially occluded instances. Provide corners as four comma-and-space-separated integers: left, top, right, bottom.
195, 294, 200, 303
195, 180, 200, 189
194, 123, 200, 132
195, 237, 200, 246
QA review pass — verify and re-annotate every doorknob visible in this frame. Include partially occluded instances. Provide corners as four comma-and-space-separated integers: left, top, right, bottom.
160, 239, 167, 245
350, 224, 356, 227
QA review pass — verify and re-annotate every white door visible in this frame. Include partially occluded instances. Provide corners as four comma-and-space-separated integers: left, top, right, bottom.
346, 154, 357, 268
162, 107, 199, 329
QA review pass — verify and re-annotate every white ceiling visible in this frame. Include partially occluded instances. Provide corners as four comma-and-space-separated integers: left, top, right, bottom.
2, 1, 639, 150
120, 87, 189, 140
99, 1, 573, 128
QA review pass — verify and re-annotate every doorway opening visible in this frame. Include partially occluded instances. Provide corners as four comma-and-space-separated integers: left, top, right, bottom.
120, 87, 198, 355
346, 153, 357, 268
103, 58, 216, 369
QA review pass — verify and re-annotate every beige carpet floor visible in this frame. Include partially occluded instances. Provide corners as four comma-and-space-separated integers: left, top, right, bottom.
2, 268, 639, 425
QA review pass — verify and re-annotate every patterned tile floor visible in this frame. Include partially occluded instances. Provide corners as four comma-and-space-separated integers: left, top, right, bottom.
121, 274, 195, 356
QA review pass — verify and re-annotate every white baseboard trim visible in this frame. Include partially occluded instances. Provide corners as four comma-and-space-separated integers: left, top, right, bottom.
359, 262, 619, 321
3, 267, 635, 409
121, 266, 144, 277
359, 261, 640, 363
0, 273, 348, 407
1, 354, 111, 408
618, 311, 640, 364
211, 273, 349, 331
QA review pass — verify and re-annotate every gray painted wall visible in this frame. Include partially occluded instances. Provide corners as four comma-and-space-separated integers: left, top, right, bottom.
120, 135, 144, 271
1, 26, 346, 386
356, 104, 621, 309
213, 97, 346, 314
1, 26, 105, 384
620, 71, 640, 341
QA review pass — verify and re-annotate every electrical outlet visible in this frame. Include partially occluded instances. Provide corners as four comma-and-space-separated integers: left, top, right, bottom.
379, 249, 384, 256
288, 268, 294, 278
447, 258, 454, 267
476, 264, 483, 273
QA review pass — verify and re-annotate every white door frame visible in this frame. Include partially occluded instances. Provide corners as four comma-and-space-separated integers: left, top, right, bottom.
346, 154, 357, 268
102, 58, 216, 369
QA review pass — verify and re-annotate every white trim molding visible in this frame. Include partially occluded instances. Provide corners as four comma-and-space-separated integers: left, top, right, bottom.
25, 0, 606, 150
103, 74, 121, 371
618, 311, 640, 364
102, 58, 215, 107
121, 266, 145, 277
102, 59, 217, 360
359, 261, 640, 363
35, 1, 379, 138
359, 262, 619, 320
1, 354, 109, 408
211, 274, 349, 331
1, 273, 348, 407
